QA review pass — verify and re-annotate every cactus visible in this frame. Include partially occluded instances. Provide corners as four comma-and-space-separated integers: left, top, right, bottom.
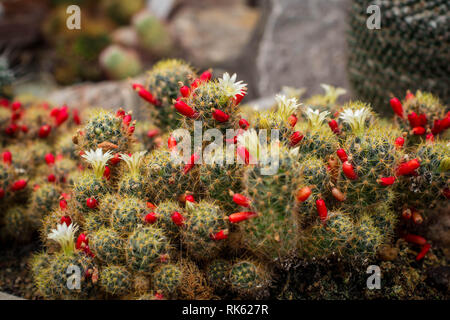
152, 263, 182, 297
91, 227, 126, 265
126, 226, 172, 273
118, 151, 147, 198
139, 59, 195, 130
182, 200, 228, 261
304, 84, 347, 113
206, 259, 231, 290
99, 266, 133, 296
30, 183, 60, 214
99, 45, 142, 80
133, 11, 173, 55
153, 199, 183, 240
348, 0, 449, 112
110, 195, 146, 234
229, 260, 270, 298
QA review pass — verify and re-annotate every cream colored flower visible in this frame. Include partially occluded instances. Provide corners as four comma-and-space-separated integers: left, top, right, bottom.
120, 151, 147, 176
48, 223, 79, 254
303, 107, 330, 128
81, 148, 114, 178
218, 72, 247, 97
339, 107, 371, 134
275, 94, 301, 120
320, 84, 347, 101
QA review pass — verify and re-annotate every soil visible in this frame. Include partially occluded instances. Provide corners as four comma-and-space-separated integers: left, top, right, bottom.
0, 236, 43, 300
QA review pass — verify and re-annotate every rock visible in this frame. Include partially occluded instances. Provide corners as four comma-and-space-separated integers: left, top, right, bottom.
256, 0, 350, 99
111, 27, 139, 48
172, 2, 261, 67
148, 0, 176, 20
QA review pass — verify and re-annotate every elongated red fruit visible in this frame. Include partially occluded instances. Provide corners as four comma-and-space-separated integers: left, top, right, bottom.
331, 188, 346, 202
56, 109, 69, 126
171, 211, 184, 226
229, 211, 257, 223
394, 137, 405, 149
239, 118, 249, 129
11, 179, 27, 191
73, 109, 81, 125
404, 234, 426, 246
408, 112, 420, 128
390, 97, 404, 118
2, 151, 12, 165
336, 149, 348, 163
234, 91, 246, 105
47, 174, 56, 182
426, 133, 434, 143
316, 199, 328, 223
232, 193, 250, 207
59, 199, 68, 211
109, 153, 121, 165
174, 100, 198, 118
412, 126, 425, 135
396, 159, 420, 176
416, 243, 431, 261
145, 212, 158, 224
296, 187, 312, 202
342, 161, 358, 180
418, 114, 427, 126
212, 109, 230, 122
328, 120, 340, 134
133, 84, 159, 105
86, 197, 98, 209
183, 153, 200, 174
289, 131, 304, 146
288, 114, 298, 127
210, 229, 228, 240
180, 86, 190, 97
103, 166, 110, 180
185, 195, 195, 203
378, 176, 396, 186
200, 71, 212, 81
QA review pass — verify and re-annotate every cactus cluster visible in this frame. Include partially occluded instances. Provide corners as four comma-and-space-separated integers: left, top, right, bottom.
20, 58, 448, 300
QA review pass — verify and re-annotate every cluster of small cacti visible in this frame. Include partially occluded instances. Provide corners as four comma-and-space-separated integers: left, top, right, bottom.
0, 99, 82, 242
26, 59, 448, 300
348, 0, 449, 112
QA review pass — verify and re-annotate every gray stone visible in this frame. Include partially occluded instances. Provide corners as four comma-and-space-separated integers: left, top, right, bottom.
0, 291, 24, 300
147, 0, 176, 20
256, 0, 350, 99
172, 2, 261, 67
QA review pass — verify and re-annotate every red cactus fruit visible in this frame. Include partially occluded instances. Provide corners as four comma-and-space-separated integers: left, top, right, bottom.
210, 229, 229, 240
229, 211, 257, 223
168, 136, 177, 151
60, 215, 71, 226
295, 186, 312, 202
328, 120, 340, 134
200, 71, 212, 81
234, 90, 246, 105
415, 243, 431, 261
336, 148, 348, 163
377, 176, 396, 186
47, 174, 56, 182
38, 125, 52, 138
76, 233, 88, 250
103, 166, 110, 180
396, 159, 420, 176
412, 126, 426, 135
390, 97, 404, 118
145, 212, 158, 224
316, 199, 328, 223
412, 210, 423, 225
394, 137, 405, 149
60, 199, 68, 211
171, 211, 185, 226
331, 188, 346, 202
45, 153, 55, 165
183, 153, 200, 174
212, 109, 230, 122
232, 193, 251, 207
238, 118, 249, 130
11, 179, 27, 191
2, 151, 12, 165
289, 131, 304, 146
180, 85, 190, 98
407, 112, 420, 128
147, 129, 159, 138
174, 100, 198, 118
404, 234, 426, 246
73, 109, 81, 125
342, 161, 358, 180
86, 197, 98, 209
237, 146, 252, 165
109, 153, 121, 165
288, 114, 298, 127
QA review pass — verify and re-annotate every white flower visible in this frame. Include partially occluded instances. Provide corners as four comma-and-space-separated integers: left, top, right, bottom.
48, 223, 79, 254
303, 107, 330, 128
218, 72, 247, 98
339, 107, 371, 134
120, 151, 147, 176
275, 94, 301, 119
320, 84, 347, 100
281, 86, 305, 100
237, 129, 276, 163
82, 148, 114, 178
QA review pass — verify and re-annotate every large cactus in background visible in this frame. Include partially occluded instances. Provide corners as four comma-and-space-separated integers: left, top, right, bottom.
348, 0, 449, 113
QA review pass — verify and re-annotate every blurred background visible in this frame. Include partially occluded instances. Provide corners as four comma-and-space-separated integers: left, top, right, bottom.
0, 0, 351, 108
0, 0, 448, 113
